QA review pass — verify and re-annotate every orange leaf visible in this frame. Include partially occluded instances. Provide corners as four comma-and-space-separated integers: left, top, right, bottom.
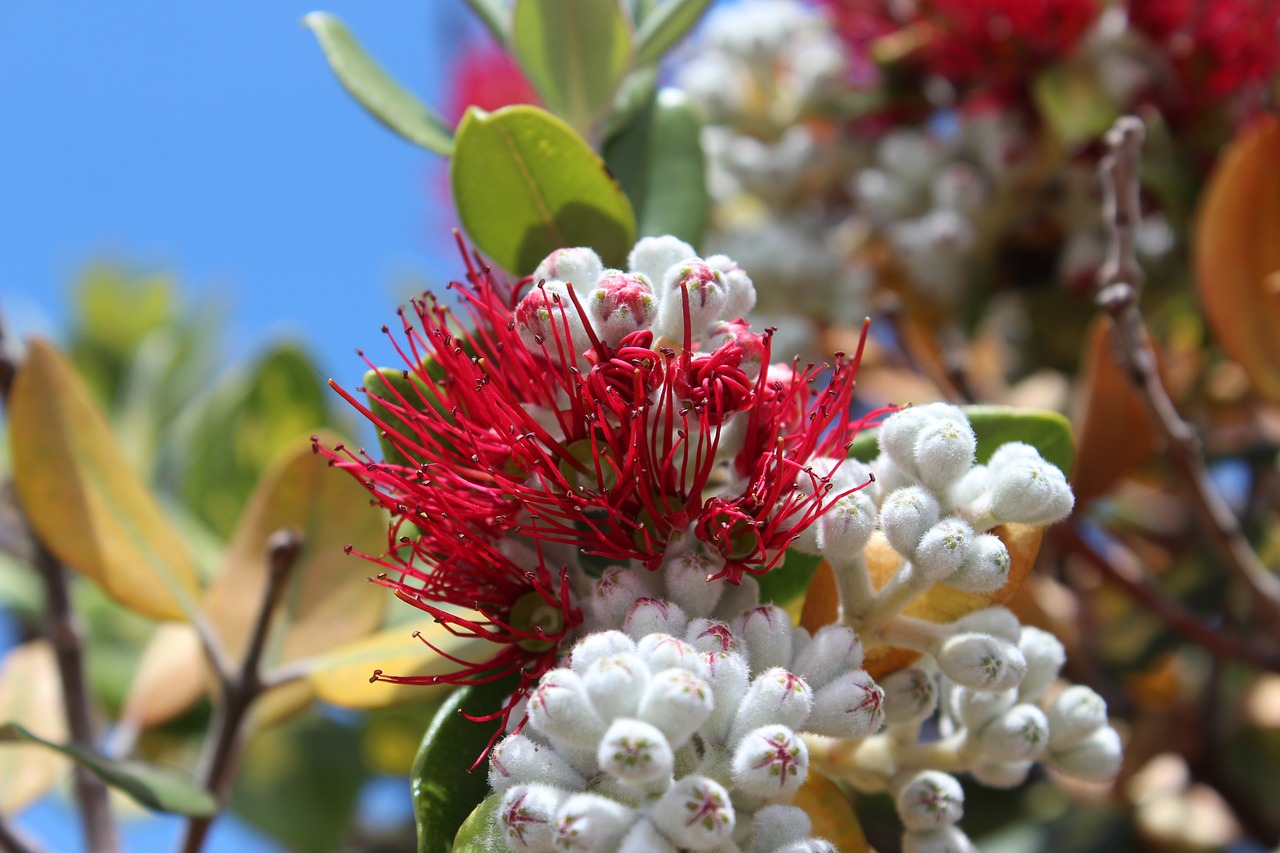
1195, 115, 1280, 401
0, 642, 69, 813
793, 770, 870, 852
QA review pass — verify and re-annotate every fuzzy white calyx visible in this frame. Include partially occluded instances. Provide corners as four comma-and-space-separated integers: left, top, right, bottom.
896, 770, 965, 831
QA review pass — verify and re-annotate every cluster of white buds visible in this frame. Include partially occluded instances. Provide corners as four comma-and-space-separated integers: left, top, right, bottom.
489, 607, 885, 852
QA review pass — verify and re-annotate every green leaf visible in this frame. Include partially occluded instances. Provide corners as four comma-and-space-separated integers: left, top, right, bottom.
756, 550, 822, 610
634, 0, 713, 66
451, 105, 636, 274
412, 676, 520, 853
849, 406, 1075, 477
1032, 63, 1120, 149
464, 0, 511, 47
363, 362, 451, 469
453, 794, 507, 852
305, 13, 454, 155
604, 65, 659, 139
604, 87, 709, 245
512, 0, 634, 134
0, 722, 217, 816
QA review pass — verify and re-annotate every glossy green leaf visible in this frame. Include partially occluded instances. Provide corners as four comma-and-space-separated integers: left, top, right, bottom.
464, 0, 510, 46
756, 550, 822, 611
604, 87, 708, 245
413, 676, 520, 853
0, 723, 217, 816
512, 0, 633, 134
451, 105, 636, 274
11, 338, 201, 621
305, 13, 453, 155
453, 794, 506, 852
634, 0, 713, 66
849, 405, 1075, 477
363, 362, 451, 469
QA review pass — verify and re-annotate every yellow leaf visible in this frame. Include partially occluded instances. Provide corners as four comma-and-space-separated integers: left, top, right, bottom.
305, 622, 491, 710
120, 623, 208, 731
0, 641, 70, 813
10, 338, 200, 620
204, 431, 387, 672
1196, 115, 1280, 401
793, 770, 869, 852
802, 524, 1044, 680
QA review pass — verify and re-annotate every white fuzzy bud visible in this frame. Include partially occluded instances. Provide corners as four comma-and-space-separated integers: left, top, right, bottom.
733, 605, 794, 673
654, 261, 729, 342
752, 804, 812, 853
705, 253, 757, 320
731, 724, 809, 799
896, 771, 964, 831
1047, 685, 1109, 750
712, 575, 761, 622
650, 776, 736, 850
499, 784, 565, 852
882, 487, 942, 558
948, 464, 990, 510
584, 653, 651, 722
571, 631, 639, 674
989, 456, 1074, 525
663, 549, 726, 618
986, 442, 1042, 469
954, 607, 1022, 643
775, 842, 838, 853
951, 688, 1017, 731
686, 619, 743, 656
937, 632, 1027, 692
790, 624, 864, 689
554, 793, 637, 853
619, 818, 678, 853
489, 734, 587, 794
527, 669, 607, 750
1048, 725, 1123, 782
534, 246, 603, 291
628, 236, 696, 289
586, 271, 657, 348
514, 280, 592, 364
879, 408, 932, 478
913, 519, 974, 581
945, 533, 1010, 593
729, 668, 813, 744
977, 704, 1050, 761
597, 718, 675, 787
625, 598, 689, 639
808, 670, 885, 737
590, 568, 657, 628
969, 760, 1032, 789
701, 650, 752, 743
902, 826, 978, 853
817, 492, 878, 557
1018, 627, 1066, 702
914, 418, 976, 491
637, 634, 704, 675
880, 668, 938, 725
639, 669, 714, 748
870, 453, 913, 499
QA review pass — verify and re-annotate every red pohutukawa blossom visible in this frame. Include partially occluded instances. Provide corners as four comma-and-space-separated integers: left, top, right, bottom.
316, 234, 881, 735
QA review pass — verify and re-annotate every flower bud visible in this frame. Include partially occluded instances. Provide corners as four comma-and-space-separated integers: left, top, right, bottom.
489, 734, 586, 794
533, 246, 603, 291
881, 487, 941, 558
775, 842, 838, 853
1048, 725, 1123, 782
1047, 685, 1108, 750
729, 668, 813, 744
954, 607, 1021, 643
989, 457, 1074, 525
879, 407, 932, 478
733, 605, 794, 673
570, 630, 637, 674
880, 668, 938, 725
944, 533, 1008, 594
1017, 627, 1065, 702
619, 817, 678, 853
986, 442, 1042, 469
686, 619, 741, 656
914, 519, 974, 581
914, 418, 976, 491
639, 669, 714, 748
662, 549, 726, 618
650, 776, 735, 849
808, 670, 885, 738
977, 704, 1049, 761
948, 464, 989, 510
654, 261, 729, 342
583, 653, 651, 721
587, 272, 657, 348
499, 784, 565, 852
896, 770, 964, 831
637, 634, 703, 675
515, 281, 592, 364
624, 598, 689, 639
554, 793, 636, 853
969, 760, 1032, 789
627, 235, 696, 289
817, 492, 878, 557
752, 804, 812, 853
790, 624, 864, 689
597, 718, 675, 787
731, 725, 809, 799
527, 669, 607, 750
712, 575, 761, 622
951, 687, 1016, 731
937, 632, 1027, 692
701, 650, 751, 743
589, 568, 658, 630
902, 826, 978, 853
705, 253, 757, 320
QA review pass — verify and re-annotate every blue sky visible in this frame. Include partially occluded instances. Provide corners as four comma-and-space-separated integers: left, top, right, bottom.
1, 1, 480, 386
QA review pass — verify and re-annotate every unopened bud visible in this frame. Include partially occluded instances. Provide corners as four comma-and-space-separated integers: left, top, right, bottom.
881, 667, 938, 725
731, 724, 809, 798
914, 418, 976, 491
627, 235, 696, 289
790, 624, 864, 688
902, 826, 978, 853
534, 246, 603, 291
729, 668, 813, 744
938, 632, 1027, 692
597, 718, 675, 787
705, 253, 757, 320
624, 598, 689, 639
914, 519, 974, 581
1047, 685, 1108, 750
945, 533, 1009, 594
662, 549, 726, 618
650, 776, 735, 849
969, 760, 1032, 789
1049, 725, 1123, 782
583, 653, 651, 721
527, 669, 607, 750
977, 704, 1049, 762
638, 669, 714, 748
587, 271, 657, 348
499, 784, 565, 852
882, 487, 942, 558
554, 793, 636, 853
488, 734, 586, 794
808, 670, 885, 738
733, 605, 794, 673
1018, 627, 1065, 702
896, 770, 964, 831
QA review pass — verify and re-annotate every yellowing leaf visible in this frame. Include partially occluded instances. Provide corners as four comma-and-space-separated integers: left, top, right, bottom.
802, 524, 1045, 680
793, 770, 869, 853
0, 641, 69, 813
1196, 115, 1280, 401
205, 431, 387, 673
306, 623, 492, 710
10, 338, 199, 620
120, 623, 207, 731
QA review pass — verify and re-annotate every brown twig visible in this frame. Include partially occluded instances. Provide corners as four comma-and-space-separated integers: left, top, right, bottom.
1095, 116, 1280, 641
1058, 523, 1280, 673
177, 528, 302, 853
0, 317, 121, 853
